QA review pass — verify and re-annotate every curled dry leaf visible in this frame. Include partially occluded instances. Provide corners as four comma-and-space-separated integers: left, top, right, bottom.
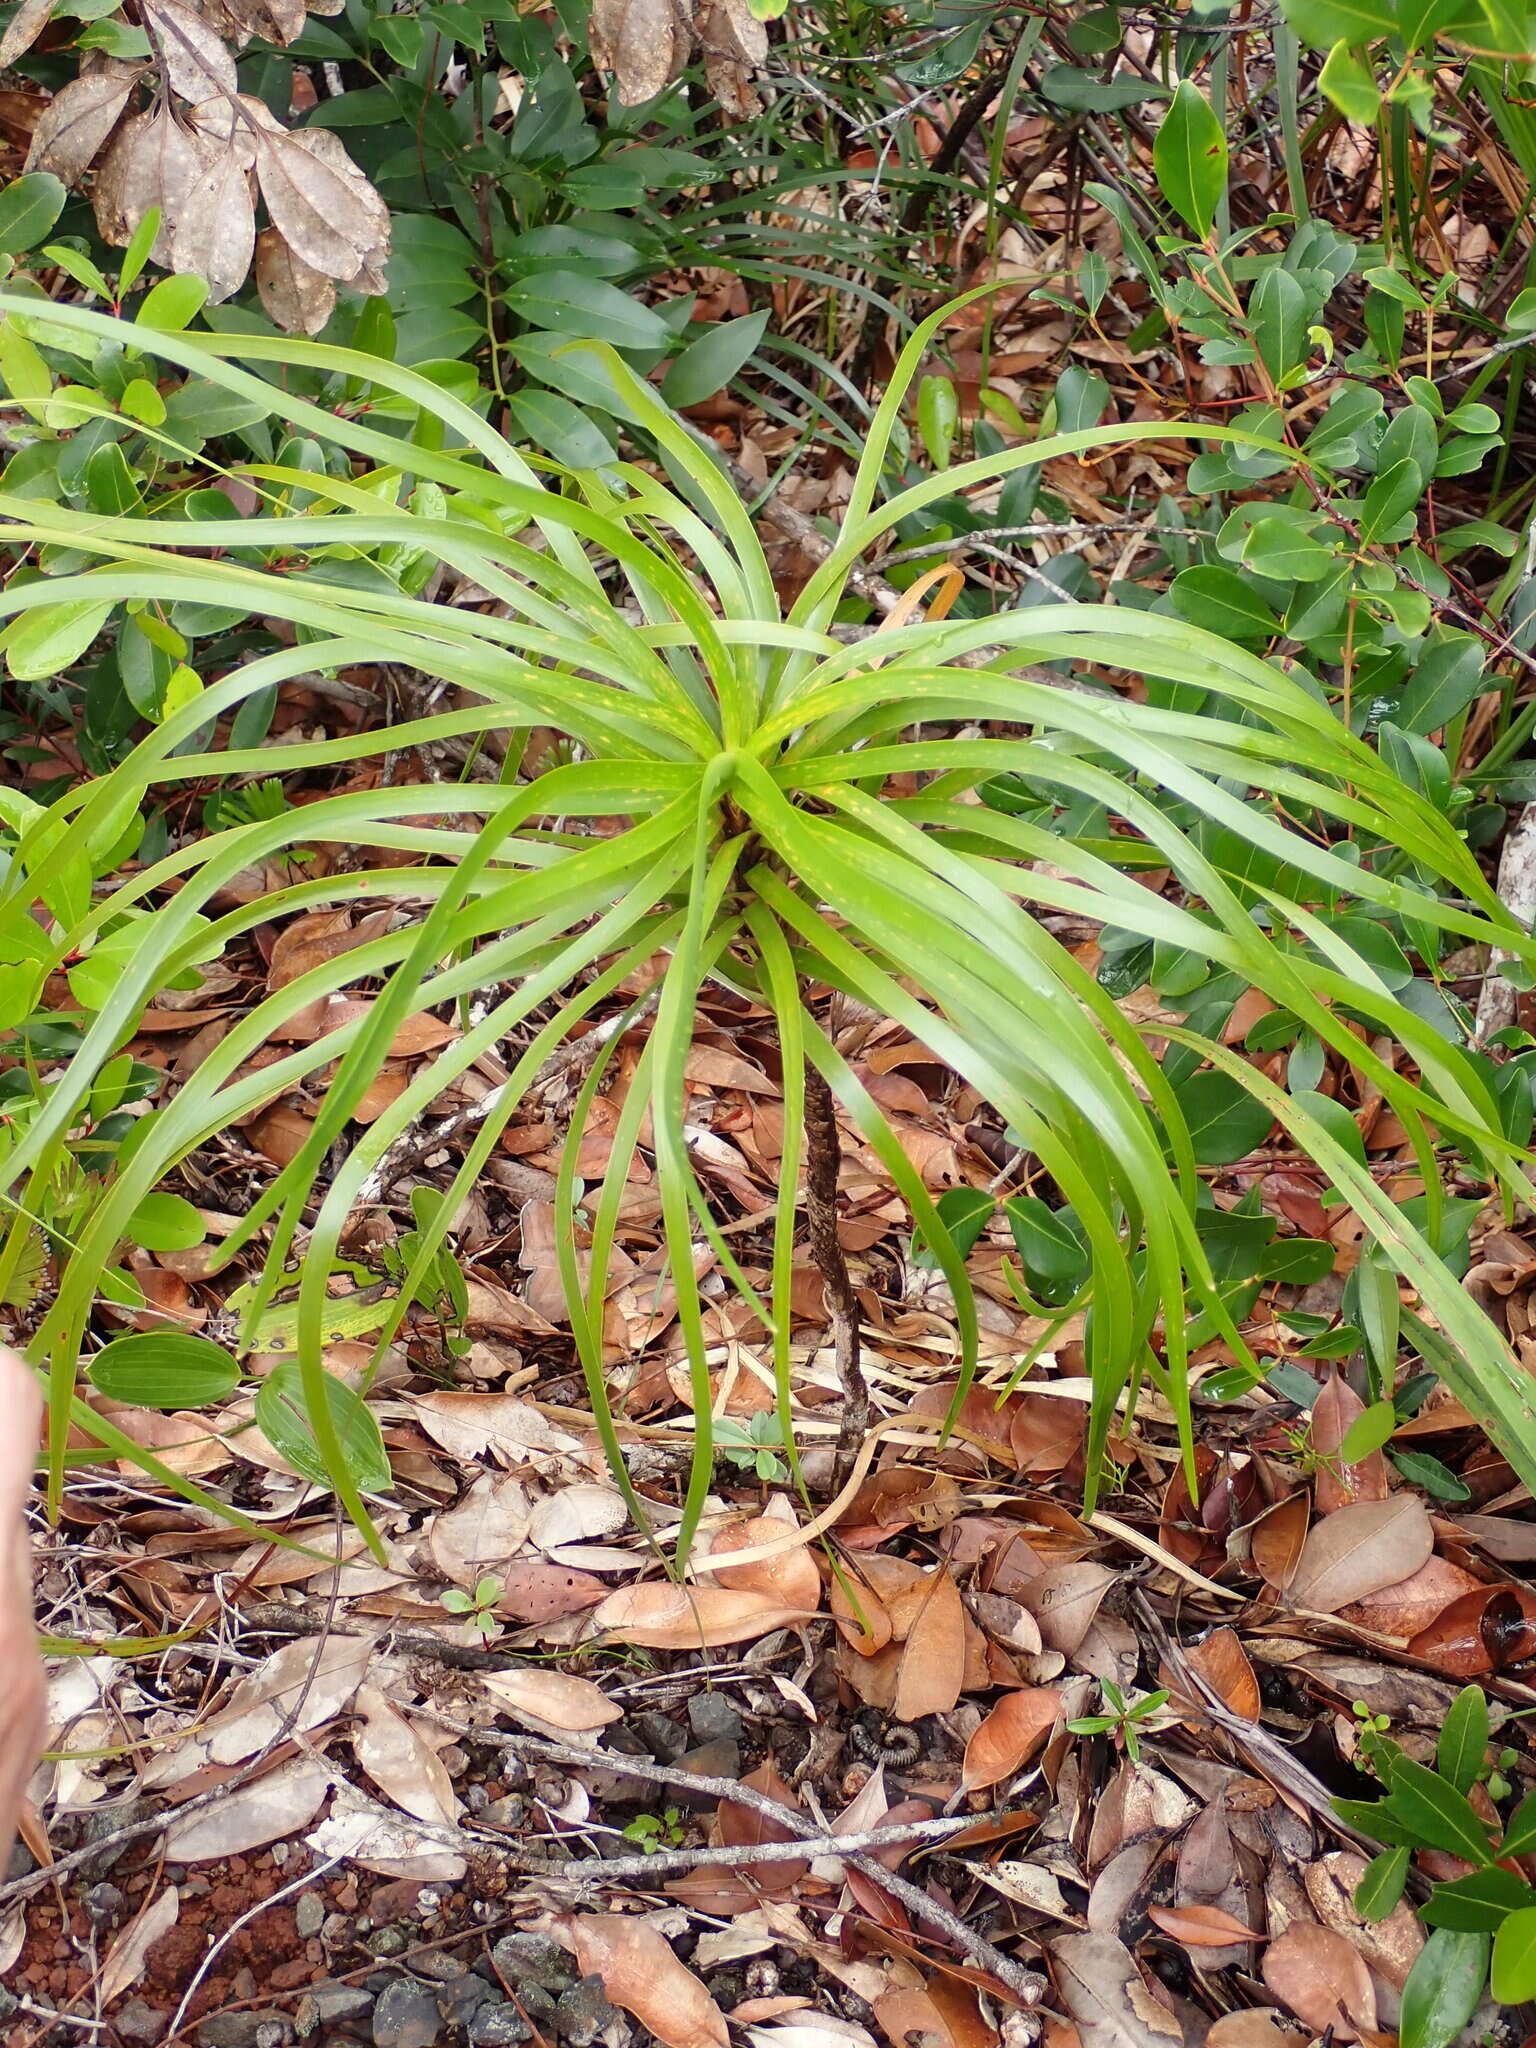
960, 1688, 1064, 1793
1050, 1932, 1183, 2048
589, 0, 693, 105
1145, 1903, 1258, 1948
705, 1513, 822, 1612
1183, 1627, 1260, 1721
254, 124, 387, 281
93, 107, 213, 260
592, 1580, 814, 1649
565, 1914, 730, 2048
169, 142, 255, 302
1251, 1491, 1310, 1593
1406, 1581, 1536, 1676
1340, 1553, 1483, 1638
1285, 1494, 1433, 1615
0, 0, 52, 66
1260, 1923, 1377, 2041
352, 1683, 460, 1827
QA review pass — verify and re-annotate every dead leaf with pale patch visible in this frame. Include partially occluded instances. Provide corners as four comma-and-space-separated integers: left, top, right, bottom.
1050, 1932, 1183, 2048
1286, 1495, 1433, 1615
476, 1668, 622, 1738
564, 1915, 730, 2048
591, 1581, 814, 1649
352, 1683, 460, 1827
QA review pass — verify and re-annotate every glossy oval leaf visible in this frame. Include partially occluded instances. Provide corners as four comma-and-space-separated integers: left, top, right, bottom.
88, 1332, 241, 1410
254, 1359, 392, 1495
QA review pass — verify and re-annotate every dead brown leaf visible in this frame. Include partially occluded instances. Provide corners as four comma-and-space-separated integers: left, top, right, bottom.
705, 1513, 822, 1612
960, 1689, 1063, 1793
591, 1581, 814, 1649
1261, 1923, 1377, 2041
1285, 1494, 1433, 1615
1145, 1902, 1258, 1948
1311, 1371, 1389, 1513
565, 1915, 729, 2048
1049, 1933, 1182, 2048
892, 1567, 967, 1719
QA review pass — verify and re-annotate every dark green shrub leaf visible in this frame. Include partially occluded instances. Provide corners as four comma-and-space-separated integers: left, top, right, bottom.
506, 270, 671, 350
662, 312, 770, 409
88, 1332, 240, 1410
1492, 1907, 1536, 2003
1003, 1195, 1089, 1304
0, 173, 65, 255
1501, 1788, 1536, 1858
1041, 64, 1167, 110
504, 390, 617, 467
1384, 1755, 1495, 1865
254, 1359, 392, 1494
1249, 266, 1310, 382
1168, 566, 1279, 642
912, 1186, 994, 1269
1355, 1845, 1410, 1920
1436, 1686, 1489, 1794
1400, 1930, 1492, 2048
1153, 82, 1227, 238
1360, 458, 1424, 543
1421, 1867, 1536, 1932
1171, 1070, 1274, 1165
1390, 1448, 1471, 1500
124, 1192, 206, 1253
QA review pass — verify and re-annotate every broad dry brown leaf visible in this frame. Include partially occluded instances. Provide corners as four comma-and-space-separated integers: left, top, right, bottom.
1285, 1494, 1432, 1614
1184, 1627, 1260, 1720
92, 107, 213, 259
429, 1471, 531, 1587
892, 1566, 967, 1719
0, 0, 55, 68
1260, 1924, 1377, 2041
592, 1580, 814, 1649
705, 1513, 822, 1612
495, 1559, 608, 1624
1406, 1581, 1536, 1676
1310, 1371, 1389, 1513
141, 0, 237, 102
565, 1915, 730, 2048
716, 1762, 806, 1896
872, 1988, 995, 2048
169, 143, 255, 302
588, 0, 692, 105
24, 60, 141, 183
163, 1755, 332, 1859
1250, 1492, 1310, 1593
1050, 1932, 1183, 2048
476, 1668, 622, 1736
352, 1683, 460, 1827
960, 1688, 1063, 1792
1206, 2016, 1300, 2048
254, 124, 387, 280
1018, 1561, 1114, 1655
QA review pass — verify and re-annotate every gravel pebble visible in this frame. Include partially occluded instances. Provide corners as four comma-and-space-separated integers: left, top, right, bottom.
372, 1978, 441, 2048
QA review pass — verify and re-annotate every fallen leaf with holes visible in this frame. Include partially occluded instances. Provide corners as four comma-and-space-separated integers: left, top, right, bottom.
98, 1885, 178, 2006
1261, 1923, 1377, 2041
1017, 1561, 1114, 1655
496, 1560, 610, 1625
1146, 1903, 1259, 1948
1285, 1494, 1432, 1615
565, 1914, 730, 2048
1050, 1932, 1183, 2047
591, 1581, 814, 1649
352, 1684, 460, 1827
476, 1668, 622, 1737
704, 1513, 822, 1612
960, 1688, 1063, 1793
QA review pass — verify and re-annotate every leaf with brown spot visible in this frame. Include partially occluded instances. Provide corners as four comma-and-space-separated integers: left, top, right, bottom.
1260, 1924, 1376, 2041
1285, 1494, 1432, 1615
493, 1560, 607, 1624
565, 1915, 729, 2048
960, 1688, 1064, 1793
1017, 1561, 1114, 1655
1311, 1370, 1389, 1513
1146, 1903, 1258, 1948
1251, 1491, 1310, 1593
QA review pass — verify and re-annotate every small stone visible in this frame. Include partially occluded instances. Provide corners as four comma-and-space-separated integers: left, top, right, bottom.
630, 1711, 688, 1762
84, 1881, 125, 1927
414, 1950, 467, 1982
555, 1975, 617, 2047
490, 1933, 576, 1995
443, 1977, 500, 2025
463, 1784, 491, 1815
304, 1986, 375, 2026
469, 2008, 530, 2048
372, 1977, 441, 2048
438, 1745, 470, 1778
115, 2000, 167, 2045
367, 1927, 410, 1959
480, 1795, 525, 1829
321, 1913, 355, 1948
671, 1739, 739, 1798
687, 1693, 742, 1743
79, 1799, 151, 1878
296, 1893, 326, 1940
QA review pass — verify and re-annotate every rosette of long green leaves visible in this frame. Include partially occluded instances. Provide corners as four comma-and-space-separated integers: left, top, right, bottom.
2, 287, 1535, 1564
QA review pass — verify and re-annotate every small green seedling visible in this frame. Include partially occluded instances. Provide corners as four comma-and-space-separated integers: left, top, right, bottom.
442, 1574, 502, 1646
622, 1807, 688, 1852
714, 1411, 788, 1484
1068, 1680, 1171, 1763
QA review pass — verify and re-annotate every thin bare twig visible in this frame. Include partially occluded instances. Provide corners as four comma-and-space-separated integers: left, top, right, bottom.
512, 1814, 978, 1881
